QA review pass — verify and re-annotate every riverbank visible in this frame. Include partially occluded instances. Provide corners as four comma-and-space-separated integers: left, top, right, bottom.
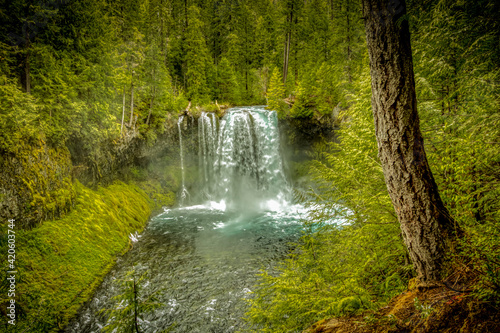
0, 180, 171, 332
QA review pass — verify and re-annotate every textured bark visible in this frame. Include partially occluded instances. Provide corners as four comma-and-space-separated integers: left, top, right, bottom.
361, 0, 458, 284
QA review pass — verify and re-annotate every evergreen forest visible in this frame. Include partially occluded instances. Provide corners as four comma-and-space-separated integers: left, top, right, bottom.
0, 0, 499, 332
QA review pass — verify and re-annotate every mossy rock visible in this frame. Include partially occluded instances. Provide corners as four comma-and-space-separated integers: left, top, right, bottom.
0, 138, 75, 229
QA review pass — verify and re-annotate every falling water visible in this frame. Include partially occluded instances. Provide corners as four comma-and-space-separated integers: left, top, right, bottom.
66, 106, 311, 333
198, 112, 218, 200
177, 115, 189, 205
198, 106, 289, 211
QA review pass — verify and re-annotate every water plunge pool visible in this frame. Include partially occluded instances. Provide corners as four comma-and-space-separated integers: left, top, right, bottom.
67, 203, 307, 332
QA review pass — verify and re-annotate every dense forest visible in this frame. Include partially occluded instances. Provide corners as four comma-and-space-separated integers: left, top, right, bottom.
1, 0, 499, 332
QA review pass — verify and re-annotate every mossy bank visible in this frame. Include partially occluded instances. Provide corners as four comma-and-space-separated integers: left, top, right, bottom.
0, 114, 181, 331
0, 180, 174, 332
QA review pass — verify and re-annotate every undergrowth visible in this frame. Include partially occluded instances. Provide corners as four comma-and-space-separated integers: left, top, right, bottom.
245, 44, 499, 331
245, 65, 412, 332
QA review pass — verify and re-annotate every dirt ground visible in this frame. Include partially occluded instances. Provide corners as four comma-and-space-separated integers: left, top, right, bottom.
304, 277, 500, 333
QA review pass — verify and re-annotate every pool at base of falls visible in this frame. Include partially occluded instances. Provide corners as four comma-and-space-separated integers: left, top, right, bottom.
66, 202, 308, 333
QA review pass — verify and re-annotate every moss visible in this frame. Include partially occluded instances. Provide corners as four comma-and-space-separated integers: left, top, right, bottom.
0, 180, 154, 332
0, 138, 75, 229
137, 180, 176, 210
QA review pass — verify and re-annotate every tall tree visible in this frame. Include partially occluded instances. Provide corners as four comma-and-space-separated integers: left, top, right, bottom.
280, 0, 301, 85
361, 0, 459, 285
184, 5, 211, 102
267, 67, 286, 118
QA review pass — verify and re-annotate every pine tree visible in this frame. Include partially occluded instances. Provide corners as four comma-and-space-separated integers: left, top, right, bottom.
101, 270, 163, 333
216, 57, 241, 103
184, 5, 211, 103
266, 67, 287, 118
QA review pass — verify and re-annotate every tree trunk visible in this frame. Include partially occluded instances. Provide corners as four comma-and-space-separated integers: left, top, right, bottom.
294, 13, 298, 85
25, 48, 31, 94
283, 6, 292, 85
146, 87, 155, 126
282, 33, 289, 84
346, 0, 352, 83
121, 89, 126, 134
24, 1, 32, 94
129, 81, 134, 127
245, 18, 249, 92
361, 0, 459, 285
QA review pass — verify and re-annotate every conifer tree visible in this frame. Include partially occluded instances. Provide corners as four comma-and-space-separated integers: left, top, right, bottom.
184, 5, 211, 103
101, 270, 163, 333
266, 67, 287, 118
216, 57, 240, 103
362, 0, 459, 285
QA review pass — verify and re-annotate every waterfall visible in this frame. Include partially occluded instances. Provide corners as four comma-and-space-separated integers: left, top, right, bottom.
177, 115, 189, 205
198, 112, 218, 200
198, 106, 289, 211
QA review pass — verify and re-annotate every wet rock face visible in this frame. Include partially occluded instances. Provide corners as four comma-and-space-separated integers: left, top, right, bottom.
280, 117, 338, 155
0, 118, 180, 230
0, 140, 75, 229
67, 119, 181, 189
278, 116, 338, 186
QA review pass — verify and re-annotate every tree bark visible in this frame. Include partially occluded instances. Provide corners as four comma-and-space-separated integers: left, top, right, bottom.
361, 0, 459, 285
25, 47, 31, 94
129, 80, 134, 127
146, 86, 155, 126
121, 89, 126, 134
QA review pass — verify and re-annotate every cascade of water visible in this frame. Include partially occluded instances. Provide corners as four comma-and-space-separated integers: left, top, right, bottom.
177, 115, 189, 205
198, 106, 289, 211
198, 112, 218, 200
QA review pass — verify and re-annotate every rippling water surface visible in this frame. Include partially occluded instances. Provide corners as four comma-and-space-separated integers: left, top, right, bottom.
67, 106, 310, 332
67, 202, 307, 332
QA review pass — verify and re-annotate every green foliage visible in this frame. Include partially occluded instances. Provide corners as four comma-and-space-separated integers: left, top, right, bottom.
414, 297, 434, 319
184, 5, 212, 104
0, 138, 76, 228
216, 57, 242, 104
0, 181, 154, 332
266, 67, 288, 118
310, 65, 394, 225
246, 65, 411, 332
290, 81, 313, 118
0, 0, 498, 330
248, 2, 499, 331
0, 76, 39, 153
101, 269, 164, 333
136, 180, 177, 211
246, 219, 409, 332
411, 0, 500, 302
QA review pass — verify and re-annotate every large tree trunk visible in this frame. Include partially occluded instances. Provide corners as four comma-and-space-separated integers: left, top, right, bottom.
361, 0, 459, 285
